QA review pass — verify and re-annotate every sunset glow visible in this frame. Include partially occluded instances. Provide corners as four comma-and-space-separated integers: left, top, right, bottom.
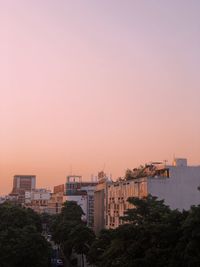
1, 0, 200, 194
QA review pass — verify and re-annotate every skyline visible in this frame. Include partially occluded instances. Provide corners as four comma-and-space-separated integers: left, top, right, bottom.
2, 156, 200, 195
1, 0, 200, 194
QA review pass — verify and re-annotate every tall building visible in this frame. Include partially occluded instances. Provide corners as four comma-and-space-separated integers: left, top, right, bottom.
45, 184, 67, 214
106, 177, 147, 229
10, 175, 36, 204
94, 171, 112, 234
104, 158, 200, 230
65, 175, 98, 227
12, 175, 36, 192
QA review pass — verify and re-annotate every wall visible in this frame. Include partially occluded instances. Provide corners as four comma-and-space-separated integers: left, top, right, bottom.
148, 166, 200, 210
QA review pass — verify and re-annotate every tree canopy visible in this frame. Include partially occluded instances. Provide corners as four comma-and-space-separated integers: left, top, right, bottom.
2, 195, 200, 267
0, 202, 51, 267
51, 201, 95, 265
87, 195, 200, 267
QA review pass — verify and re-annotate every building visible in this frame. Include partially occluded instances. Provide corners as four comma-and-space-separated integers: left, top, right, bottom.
104, 158, 200, 230
106, 177, 147, 229
0, 197, 6, 204
148, 158, 200, 210
94, 171, 112, 234
45, 184, 66, 214
47, 192, 67, 214
10, 175, 36, 204
105, 158, 200, 230
54, 184, 65, 194
12, 175, 36, 192
25, 189, 51, 213
65, 175, 98, 227
81, 185, 96, 227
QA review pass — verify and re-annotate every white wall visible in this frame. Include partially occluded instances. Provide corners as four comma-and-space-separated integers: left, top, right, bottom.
148, 166, 200, 210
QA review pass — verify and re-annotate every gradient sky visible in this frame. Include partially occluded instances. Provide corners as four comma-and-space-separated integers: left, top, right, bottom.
1, 0, 200, 194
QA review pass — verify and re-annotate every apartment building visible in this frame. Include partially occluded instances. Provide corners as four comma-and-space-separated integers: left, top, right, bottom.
45, 185, 66, 214
10, 175, 36, 204
105, 158, 200, 230
106, 177, 147, 229
25, 189, 51, 213
94, 171, 112, 234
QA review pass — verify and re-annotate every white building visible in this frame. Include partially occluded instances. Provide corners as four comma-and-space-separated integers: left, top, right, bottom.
148, 159, 200, 210
65, 175, 98, 227
25, 188, 51, 213
105, 158, 200, 230
25, 189, 51, 203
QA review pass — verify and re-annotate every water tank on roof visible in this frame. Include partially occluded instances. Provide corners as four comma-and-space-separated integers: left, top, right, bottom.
173, 158, 187, 167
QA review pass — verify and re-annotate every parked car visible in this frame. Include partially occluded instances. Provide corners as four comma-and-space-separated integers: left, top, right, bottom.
56, 259, 64, 266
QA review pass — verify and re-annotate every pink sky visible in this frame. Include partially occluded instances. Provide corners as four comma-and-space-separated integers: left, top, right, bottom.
0, 0, 200, 194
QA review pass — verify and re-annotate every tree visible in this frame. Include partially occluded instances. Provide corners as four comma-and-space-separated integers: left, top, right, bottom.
0, 203, 51, 267
51, 201, 95, 265
88, 195, 186, 267
61, 201, 84, 222
122, 195, 171, 225
171, 205, 200, 267
69, 224, 95, 267
0, 202, 42, 232
87, 229, 114, 266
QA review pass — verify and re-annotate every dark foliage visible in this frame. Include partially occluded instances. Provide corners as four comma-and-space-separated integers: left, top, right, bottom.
51, 201, 95, 263
87, 195, 200, 267
0, 203, 51, 267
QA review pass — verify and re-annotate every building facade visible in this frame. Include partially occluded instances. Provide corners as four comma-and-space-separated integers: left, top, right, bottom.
65, 175, 98, 227
47, 191, 67, 214
10, 175, 36, 204
106, 177, 147, 229
148, 159, 200, 210
25, 189, 51, 213
94, 172, 112, 234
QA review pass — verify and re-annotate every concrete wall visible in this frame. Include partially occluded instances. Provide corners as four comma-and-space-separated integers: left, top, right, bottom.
148, 166, 200, 210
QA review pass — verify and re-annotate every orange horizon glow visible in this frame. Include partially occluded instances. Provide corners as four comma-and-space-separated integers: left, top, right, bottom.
1, 1, 200, 194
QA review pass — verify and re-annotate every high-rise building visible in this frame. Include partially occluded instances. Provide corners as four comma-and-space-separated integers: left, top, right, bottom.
104, 159, 200, 230
94, 171, 112, 234
65, 175, 98, 227
10, 175, 36, 204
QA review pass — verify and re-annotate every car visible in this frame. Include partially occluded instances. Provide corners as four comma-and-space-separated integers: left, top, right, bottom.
46, 234, 52, 242
56, 259, 64, 266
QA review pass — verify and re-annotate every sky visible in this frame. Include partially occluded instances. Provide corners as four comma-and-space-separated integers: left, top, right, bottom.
0, 0, 200, 194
